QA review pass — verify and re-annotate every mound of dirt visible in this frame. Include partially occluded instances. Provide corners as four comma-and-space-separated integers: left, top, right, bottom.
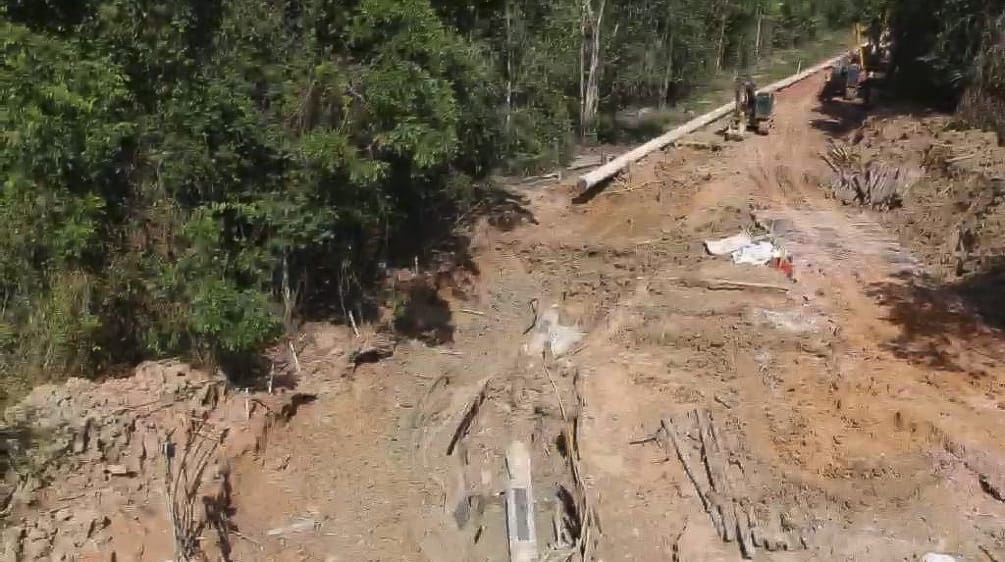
0, 361, 314, 562
829, 110, 1005, 280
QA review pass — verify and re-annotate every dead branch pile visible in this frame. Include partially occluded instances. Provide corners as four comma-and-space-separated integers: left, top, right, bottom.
162, 418, 231, 562
821, 143, 917, 210
566, 373, 600, 562
657, 410, 807, 559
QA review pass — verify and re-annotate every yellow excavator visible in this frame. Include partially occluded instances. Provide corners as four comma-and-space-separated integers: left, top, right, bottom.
725, 77, 774, 140
820, 23, 890, 106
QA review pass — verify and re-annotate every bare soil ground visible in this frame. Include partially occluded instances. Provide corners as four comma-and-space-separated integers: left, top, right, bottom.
4, 73, 1005, 562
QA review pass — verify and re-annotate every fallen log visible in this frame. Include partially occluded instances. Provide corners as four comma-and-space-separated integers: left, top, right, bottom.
660, 277, 790, 294
660, 418, 713, 513
736, 502, 756, 559
446, 378, 490, 456
673, 139, 723, 151
577, 52, 851, 192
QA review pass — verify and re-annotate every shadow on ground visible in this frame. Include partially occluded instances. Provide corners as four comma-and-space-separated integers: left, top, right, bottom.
810, 95, 941, 140
392, 282, 455, 346
0, 422, 42, 507
866, 266, 1005, 372
811, 98, 870, 137
300, 183, 536, 325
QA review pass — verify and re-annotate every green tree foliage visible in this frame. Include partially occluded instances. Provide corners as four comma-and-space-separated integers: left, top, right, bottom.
1, 21, 133, 380
1, 0, 498, 383
0, 0, 859, 389
853, 0, 1004, 133
882, 0, 999, 98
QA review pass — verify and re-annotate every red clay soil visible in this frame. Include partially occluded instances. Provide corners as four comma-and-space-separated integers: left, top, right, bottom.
3, 73, 1005, 562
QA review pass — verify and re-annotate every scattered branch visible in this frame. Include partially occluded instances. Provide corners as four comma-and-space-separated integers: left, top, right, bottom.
161, 419, 227, 561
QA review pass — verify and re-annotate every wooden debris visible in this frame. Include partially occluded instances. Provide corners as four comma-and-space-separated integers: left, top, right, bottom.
104, 464, 132, 477
980, 544, 1004, 562
697, 410, 735, 542
763, 534, 790, 552
658, 410, 769, 560
231, 529, 264, 549
822, 143, 917, 210
673, 139, 723, 151
446, 379, 490, 456
979, 473, 1005, 502
266, 519, 318, 536
946, 152, 978, 164
521, 172, 561, 184
505, 441, 538, 562
576, 52, 848, 192
746, 504, 763, 547
671, 518, 689, 562
660, 277, 790, 294
714, 394, 737, 410
659, 418, 712, 512
565, 372, 601, 561
348, 311, 361, 338
709, 503, 726, 539
736, 503, 756, 559
696, 412, 724, 490
551, 496, 572, 546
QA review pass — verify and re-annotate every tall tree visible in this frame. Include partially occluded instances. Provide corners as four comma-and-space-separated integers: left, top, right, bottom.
580, 0, 607, 136
0, 0, 867, 391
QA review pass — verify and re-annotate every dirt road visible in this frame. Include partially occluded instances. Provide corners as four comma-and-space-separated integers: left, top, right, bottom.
5, 72, 1005, 562
412, 71, 1005, 561
562, 75, 1005, 561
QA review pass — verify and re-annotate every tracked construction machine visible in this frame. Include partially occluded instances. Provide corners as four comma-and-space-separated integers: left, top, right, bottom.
725, 77, 774, 140
819, 52, 864, 102
819, 24, 892, 106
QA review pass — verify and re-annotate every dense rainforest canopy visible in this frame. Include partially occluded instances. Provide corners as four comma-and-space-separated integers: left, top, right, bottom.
0, 0, 1000, 392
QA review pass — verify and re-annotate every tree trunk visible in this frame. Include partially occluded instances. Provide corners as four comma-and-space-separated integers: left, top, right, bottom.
659, 5, 675, 109
578, 51, 849, 191
754, 10, 763, 63
580, 0, 605, 137
579, 4, 586, 129
715, 0, 729, 71
505, 0, 512, 133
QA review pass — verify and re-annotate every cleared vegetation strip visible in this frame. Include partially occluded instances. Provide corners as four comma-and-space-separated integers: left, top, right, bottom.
576, 52, 849, 192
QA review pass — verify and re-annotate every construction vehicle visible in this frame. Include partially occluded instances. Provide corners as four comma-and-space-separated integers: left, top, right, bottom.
820, 23, 890, 105
726, 77, 774, 139
819, 52, 863, 102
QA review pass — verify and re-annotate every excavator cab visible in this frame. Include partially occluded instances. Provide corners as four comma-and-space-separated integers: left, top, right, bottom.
820, 56, 850, 102
753, 92, 774, 121
726, 77, 773, 139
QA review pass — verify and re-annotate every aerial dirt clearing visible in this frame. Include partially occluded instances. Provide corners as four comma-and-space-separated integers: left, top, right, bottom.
4, 73, 1005, 562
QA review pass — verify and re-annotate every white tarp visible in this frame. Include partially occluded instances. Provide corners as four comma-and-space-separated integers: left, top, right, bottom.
705, 232, 782, 266
731, 240, 779, 265
704, 232, 753, 256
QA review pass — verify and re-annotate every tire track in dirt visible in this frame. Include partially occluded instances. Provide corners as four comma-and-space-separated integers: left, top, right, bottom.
566, 74, 1005, 561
